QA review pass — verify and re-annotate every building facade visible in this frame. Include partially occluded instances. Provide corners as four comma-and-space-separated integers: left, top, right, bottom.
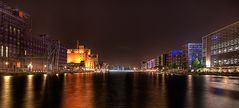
0, 2, 67, 72
146, 58, 156, 69
67, 41, 99, 70
182, 43, 202, 69
160, 53, 169, 69
0, 2, 31, 71
140, 61, 147, 70
202, 21, 239, 70
167, 50, 185, 69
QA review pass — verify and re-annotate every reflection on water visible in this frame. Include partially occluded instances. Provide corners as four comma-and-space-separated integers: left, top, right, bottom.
62, 73, 94, 108
0, 76, 12, 108
25, 75, 34, 108
0, 73, 239, 108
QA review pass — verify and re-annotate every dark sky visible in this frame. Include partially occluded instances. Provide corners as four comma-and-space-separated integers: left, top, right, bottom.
8, 0, 239, 66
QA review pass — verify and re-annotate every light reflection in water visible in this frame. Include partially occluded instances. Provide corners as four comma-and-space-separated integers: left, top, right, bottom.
0, 73, 239, 108
62, 73, 94, 108
0, 76, 12, 108
161, 74, 167, 106
185, 75, 193, 108
24, 75, 34, 108
40, 74, 47, 101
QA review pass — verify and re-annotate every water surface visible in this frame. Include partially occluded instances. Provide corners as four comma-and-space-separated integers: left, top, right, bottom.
0, 72, 239, 108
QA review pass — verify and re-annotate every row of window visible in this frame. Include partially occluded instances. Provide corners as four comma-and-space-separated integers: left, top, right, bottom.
213, 58, 239, 65
211, 38, 239, 50
0, 45, 8, 57
212, 45, 239, 55
0, 44, 48, 57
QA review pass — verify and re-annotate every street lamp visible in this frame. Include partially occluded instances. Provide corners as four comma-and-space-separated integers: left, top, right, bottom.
43, 65, 47, 72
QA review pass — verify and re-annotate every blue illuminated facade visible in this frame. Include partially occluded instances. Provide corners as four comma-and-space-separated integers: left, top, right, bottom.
168, 50, 184, 69
171, 50, 183, 56
183, 43, 202, 68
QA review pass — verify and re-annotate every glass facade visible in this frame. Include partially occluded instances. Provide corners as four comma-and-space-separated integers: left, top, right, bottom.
202, 21, 239, 67
182, 43, 202, 68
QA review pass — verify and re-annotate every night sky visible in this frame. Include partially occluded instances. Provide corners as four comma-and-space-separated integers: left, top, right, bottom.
8, 0, 239, 66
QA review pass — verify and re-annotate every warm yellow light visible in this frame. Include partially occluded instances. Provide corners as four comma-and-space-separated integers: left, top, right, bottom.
206, 60, 211, 68
16, 62, 21, 68
28, 63, 33, 68
4, 76, 11, 80
28, 75, 33, 78
67, 53, 84, 63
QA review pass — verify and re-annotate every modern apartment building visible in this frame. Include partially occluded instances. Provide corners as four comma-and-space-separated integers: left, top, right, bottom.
167, 50, 185, 69
202, 21, 239, 69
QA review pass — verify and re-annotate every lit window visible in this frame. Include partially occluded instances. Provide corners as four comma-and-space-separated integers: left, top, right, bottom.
224, 48, 227, 53
218, 50, 222, 53
229, 46, 233, 51
214, 60, 217, 63
6, 46, 8, 57
25, 50, 27, 55
1, 45, 3, 57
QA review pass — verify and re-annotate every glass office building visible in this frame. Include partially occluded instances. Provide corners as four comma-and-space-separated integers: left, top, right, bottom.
202, 21, 239, 68
182, 43, 202, 69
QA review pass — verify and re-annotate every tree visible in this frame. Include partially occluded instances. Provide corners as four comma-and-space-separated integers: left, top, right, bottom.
171, 63, 177, 69
192, 58, 203, 70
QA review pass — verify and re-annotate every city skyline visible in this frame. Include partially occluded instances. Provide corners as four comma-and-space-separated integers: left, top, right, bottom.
1, 1, 239, 108
8, 0, 239, 66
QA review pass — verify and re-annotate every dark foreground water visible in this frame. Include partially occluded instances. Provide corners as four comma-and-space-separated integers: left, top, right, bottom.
0, 72, 239, 108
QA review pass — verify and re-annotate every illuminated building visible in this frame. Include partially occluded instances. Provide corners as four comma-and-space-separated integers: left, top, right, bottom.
182, 43, 202, 69
141, 54, 168, 71
0, 2, 67, 72
202, 21, 239, 69
141, 61, 147, 70
167, 50, 184, 69
0, 2, 31, 70
147, 59, 156, 69
67, 41, 98, 70
160, 54, 168, 68
23, 34, 67, 71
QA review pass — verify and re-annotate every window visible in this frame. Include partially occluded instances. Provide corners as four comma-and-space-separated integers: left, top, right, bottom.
6, 46, 8, 57
25, 50, 27, 55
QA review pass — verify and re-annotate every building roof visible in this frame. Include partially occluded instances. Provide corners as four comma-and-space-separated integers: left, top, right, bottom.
203, 21, 239, 38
